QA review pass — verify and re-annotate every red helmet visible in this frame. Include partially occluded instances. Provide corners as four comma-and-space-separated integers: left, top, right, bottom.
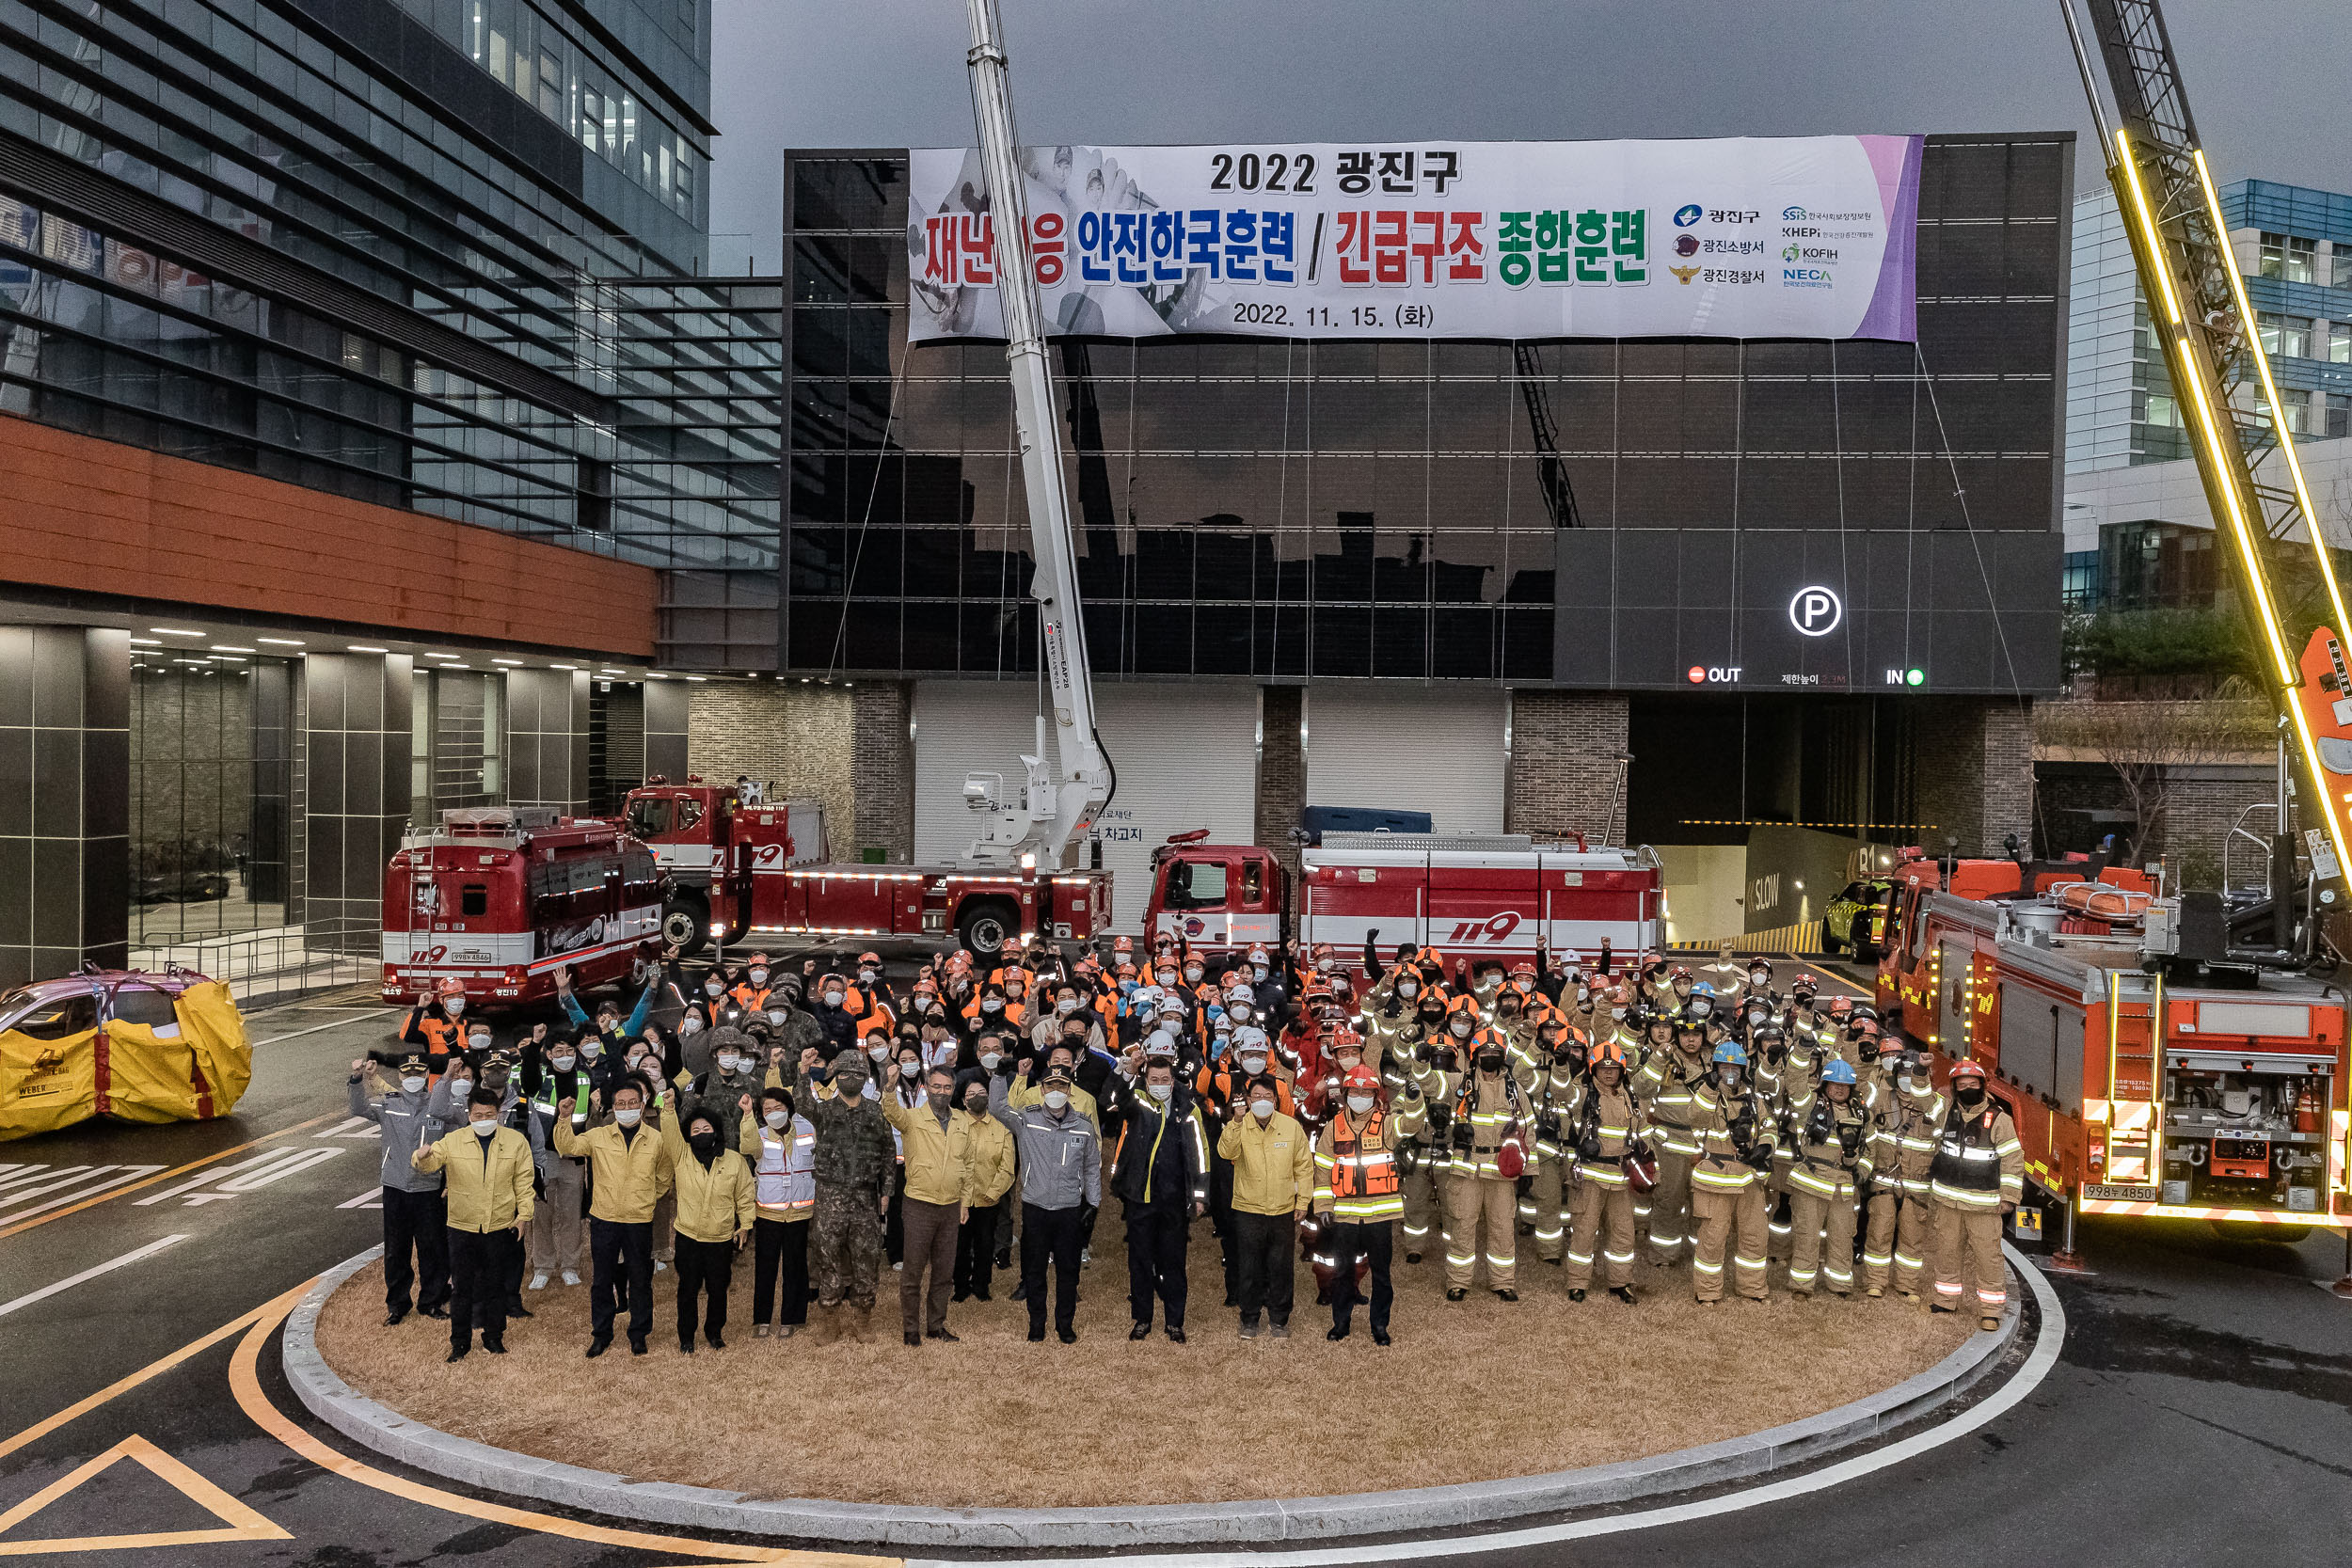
1343, 1063, 1380, 1092
1327, 1027, 1363, 1054
436, 977, 467, 998
1827, 995, 1854, 1018
1950, 1056, 1988, 1082
858, 950, 882, 966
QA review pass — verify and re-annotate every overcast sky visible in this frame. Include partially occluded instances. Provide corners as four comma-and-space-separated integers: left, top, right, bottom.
703, 0, 2347, 275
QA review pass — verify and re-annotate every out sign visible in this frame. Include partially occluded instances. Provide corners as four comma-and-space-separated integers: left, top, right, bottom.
1788, 585, 1843, 637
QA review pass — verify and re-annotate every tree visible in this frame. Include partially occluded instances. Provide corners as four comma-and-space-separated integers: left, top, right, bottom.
2063, 606, 2261, 693
2034, 695, 2269, 865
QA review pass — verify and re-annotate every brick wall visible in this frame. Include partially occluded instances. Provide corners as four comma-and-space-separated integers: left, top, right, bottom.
687, 682, 854, 848
1915, 697, 2035, 857
850, 682, 915, 863
1255, 686, 1303, 878
0, 414, 657, 656
1504, 691, 1629, 841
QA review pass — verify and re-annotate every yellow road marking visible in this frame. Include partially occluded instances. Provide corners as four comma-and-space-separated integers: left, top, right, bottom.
0, 1282, 312, 1463
226, 1289, 898, 1568
0, 1433, 290, 1555
0, 1113, 342, 1241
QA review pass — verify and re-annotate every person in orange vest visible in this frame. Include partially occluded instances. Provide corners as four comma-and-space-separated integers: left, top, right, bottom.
1311, 1060, 1426, 1342
729, 953, 775, 1015
402, 978, 469, 1072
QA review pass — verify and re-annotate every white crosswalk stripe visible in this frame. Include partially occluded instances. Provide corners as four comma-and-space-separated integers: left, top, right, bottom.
0, 1163, 170, 1222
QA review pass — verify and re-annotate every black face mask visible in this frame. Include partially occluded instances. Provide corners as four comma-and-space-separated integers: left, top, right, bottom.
1957, 1084, 1987, 1107
689, 1131, 720, 1163
1475, 1051, 1505, 1074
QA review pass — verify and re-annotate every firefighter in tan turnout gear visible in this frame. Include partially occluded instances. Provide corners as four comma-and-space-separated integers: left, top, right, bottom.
1685, 1040, 1776, 1304
1930, 1056, 2022, 1330
1867, 1048, 1947, 1299
1434, 1023, 1533, 1301
1562, 1038, 1641, 1303
1786, 1055, 1869, 1299
1634, 1018, 1710, 1266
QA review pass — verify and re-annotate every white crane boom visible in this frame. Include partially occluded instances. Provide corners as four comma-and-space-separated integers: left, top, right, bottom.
955, 0, 1112, 873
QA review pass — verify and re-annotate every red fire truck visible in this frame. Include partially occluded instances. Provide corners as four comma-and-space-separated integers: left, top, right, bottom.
1139, 830, 1666, 969
1876, 848, 2348, 1243
616, 778, 1113, 959
380, 807, 662, 1008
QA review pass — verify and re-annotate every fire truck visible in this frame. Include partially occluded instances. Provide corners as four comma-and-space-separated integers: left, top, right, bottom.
380, 807, 662, 1008
1877, 847, 2348, 1243
617, 777, 1113, 960
1141, 830, 1664, 969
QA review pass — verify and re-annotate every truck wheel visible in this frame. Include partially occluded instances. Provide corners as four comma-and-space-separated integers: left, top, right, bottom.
660, 895, 709, 957
956, 899, 1019, 958
1821, 927, 1843, 957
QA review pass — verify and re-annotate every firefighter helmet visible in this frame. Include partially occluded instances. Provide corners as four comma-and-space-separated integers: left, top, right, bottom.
1231, 1025, 1270, 1053
1590, 1039, 1628, 1069
436, 977, 467, 998
1343, 1063, 1381, 1092
1950, 1056, 1988, 1082
1821, 1057, 1859, 1085
1711, 1041, 1749, 1067
1827, 995, 1853, 1018
1327, 1027, 1364, 1056
1746, 957, 1774, 980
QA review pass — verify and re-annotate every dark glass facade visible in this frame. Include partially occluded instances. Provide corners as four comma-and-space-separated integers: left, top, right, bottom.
783, 135, 2071, 691
0, 0, 768, 567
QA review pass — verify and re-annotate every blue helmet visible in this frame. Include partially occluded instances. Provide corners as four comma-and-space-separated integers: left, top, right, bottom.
1820, 1057, 1858, 1085
1691, 980, 1717, 996
1711, 1041, 1748, 1067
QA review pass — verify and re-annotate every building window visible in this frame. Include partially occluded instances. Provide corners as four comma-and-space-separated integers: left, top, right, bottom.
2062, 549, 2101, 610
2278, 388, 2312, 436
2143, 391, 2179, 428
2260, 231, 2316, 284
2329, 393, 2352, 441
2331, 322, 2350, 365
2334, 245, 2352, 291
2258, 311, 2312, 359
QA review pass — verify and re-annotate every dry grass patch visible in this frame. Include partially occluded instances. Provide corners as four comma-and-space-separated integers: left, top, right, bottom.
321, 1227, 1971, 1508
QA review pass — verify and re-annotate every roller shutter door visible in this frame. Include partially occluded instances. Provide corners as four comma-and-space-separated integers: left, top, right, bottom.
1301, 687, 1505, 834
912, 681, 1259, 933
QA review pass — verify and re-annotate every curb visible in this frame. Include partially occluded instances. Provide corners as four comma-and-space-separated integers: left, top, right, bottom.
283, 1246, 2028, 1549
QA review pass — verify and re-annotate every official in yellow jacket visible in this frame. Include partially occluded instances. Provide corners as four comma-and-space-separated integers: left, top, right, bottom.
660, 1101, 755, 1353
553, 1077, 672, 1355
882, 1059, 975, 1344
954, 1076, 1017, 1303
1215, 1076, 1313, 1337
412, 1087, 535, 1360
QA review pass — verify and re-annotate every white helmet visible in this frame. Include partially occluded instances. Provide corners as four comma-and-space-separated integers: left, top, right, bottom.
1231, 1024, 1270, 1052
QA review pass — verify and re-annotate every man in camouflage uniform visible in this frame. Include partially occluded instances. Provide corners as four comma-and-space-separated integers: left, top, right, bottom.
796, 1047, 894, 1327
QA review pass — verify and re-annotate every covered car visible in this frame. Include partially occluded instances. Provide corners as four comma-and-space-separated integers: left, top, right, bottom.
0, 969, 252, 1142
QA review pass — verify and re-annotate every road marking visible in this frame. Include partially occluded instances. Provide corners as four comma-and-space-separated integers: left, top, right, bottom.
131, 1146, 345, 1207
226, 1291, 894, 1567
0, 1235, 187, 1319
0, 1433, 290, 1555
0, 1113, 340, 1242
254, 1013, 387, 1047
0, 1281, 313, 1463
315, 1117, 383, 1140
915, 1246, 2065, 1568
335, 1188, 383, 1211
0, 1166, 168, 1220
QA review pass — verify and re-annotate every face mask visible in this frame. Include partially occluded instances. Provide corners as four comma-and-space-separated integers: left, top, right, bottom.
965, 1096, 988, 1116
1316, 958, 1334, 973
750, 968, 769, 985
927, 1088, 952, 1110
471, 1117, 498, 1137
1156, 972, 1178, 989
1056, 996, 1080, 1015
834, 1076, 867, 1099
549, 1054, 575, 1073
867, 1043, 888, 1062
1957, 1084, 1987, 1106
1751, 971, 1770, 988
1042, 1089, 1071, 1112
1611, 1006, 1628, 1020
859, 968, 878, 983
764, 1109, 788, 1130
981, 997, 1002, 1012
979, 1052, 1001, 1071
1240, 1054, 1266, 1075
1157, 1018, 1181, 1037
1253, 965, 1269, 981
1184, 965, 1203, 983
707, 982, 723, 996
1229, 1004, 1250, 1022
1475, 1052, 1504, 1073
683, 1013, 707, 1036
598, 1015, 620, 1033
1450, 1019, 1473, 1038
1251, 1098, 1275, 1119
1337, 1054, 1361, 1072
1347, 1093, 1375, 1116
1147, 1081, 1172, 1102
444, 998, 465, 1018
581, 1041, 602, 1061
615, 1107, 643, 1127
401, 1074, 427, 1093
446, 1078, 472, 1100
714, 1053, 737, 1073
1398, 981, 1419, 999
901, 1060, 922, 1080
690, 1132, 720, 1158
466, 1028, 492, 1051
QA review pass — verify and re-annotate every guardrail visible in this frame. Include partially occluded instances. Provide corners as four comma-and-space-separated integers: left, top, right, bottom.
127, 919, 382, 1010
1667, 918, 1824, 957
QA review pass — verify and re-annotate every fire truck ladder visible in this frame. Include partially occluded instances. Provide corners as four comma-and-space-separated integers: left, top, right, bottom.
1513, 344, 1582, 529
2064, 0, 2352, 919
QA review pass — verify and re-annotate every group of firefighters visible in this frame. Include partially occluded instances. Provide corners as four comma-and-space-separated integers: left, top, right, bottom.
344, 929, 2022, 1361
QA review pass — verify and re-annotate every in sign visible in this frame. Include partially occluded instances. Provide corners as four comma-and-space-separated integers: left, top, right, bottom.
1788, 585, 1843, 637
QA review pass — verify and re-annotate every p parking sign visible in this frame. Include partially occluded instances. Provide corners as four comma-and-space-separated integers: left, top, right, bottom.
1788, 585, 1843, 637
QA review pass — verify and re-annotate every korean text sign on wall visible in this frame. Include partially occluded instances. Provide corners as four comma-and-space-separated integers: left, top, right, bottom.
906, 136, 1922, 344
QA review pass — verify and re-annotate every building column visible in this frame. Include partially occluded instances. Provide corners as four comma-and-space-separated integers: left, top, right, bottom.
1255, 686, 1304, 879
1504, 691, 1630, 844
850, 681, 914, 863
0, 626, 128, 985
1914, 697, 2035, 858
644, 679, 691, 784
503, 668, 590, 815
300, 653, 412, 944
248, 659, 293, 907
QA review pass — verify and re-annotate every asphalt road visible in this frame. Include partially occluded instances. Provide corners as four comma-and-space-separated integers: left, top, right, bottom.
2, 962, 2349, 1566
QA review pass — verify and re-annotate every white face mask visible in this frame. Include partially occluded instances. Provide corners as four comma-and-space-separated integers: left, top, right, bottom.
765, 1109, 787, 1130
1184, 965, 1203, 982
1240, 1054, 1266, 1075
615, 1107, 643, 1127
471, 1118, 498, 1137
1347, 1093, 1375, 1116
1057, 996, 1079, 1014
1147, 1082, 1172, 1102
1229, 1003, 1251, 1022
446, 1079, 472, 1100
681, 1015, 704, 1036
767, 1009, 788, 1025
823, 990, 845, 1008
981, 997, 1002, 1012
1316, 958, 1334, 973
1398, 981, 1419, 999
549, 1055, 575, 1073
716, 1053, 739, 1073
1450, 1019, 1473, 1038
1250, 1098, 1275, 1119
581, 1041, 602, 1061
467, 1030, 491, 1052
1157, 1018, 1181, 1037
750, 968, 769, 985
1042, 1089, 1070, 1112
859, 968, 878, 983
867, 1043, 888, 1062
979, 1052, 1001, 1071
1252, 965, 1269, 981
443, 998, 464, 1017
706, 982, 723, 996
400, 1074, 426, 1093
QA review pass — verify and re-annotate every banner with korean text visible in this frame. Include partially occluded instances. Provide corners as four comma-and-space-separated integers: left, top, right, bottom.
905, 136, 1922, 343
